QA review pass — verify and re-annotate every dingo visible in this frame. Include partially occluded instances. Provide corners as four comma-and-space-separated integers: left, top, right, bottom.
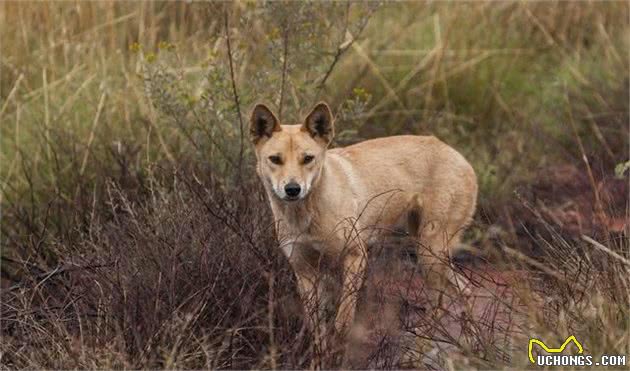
249, 102, 477, 344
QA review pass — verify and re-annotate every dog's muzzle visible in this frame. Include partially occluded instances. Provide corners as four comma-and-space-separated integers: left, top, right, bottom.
284, 182, 301, 201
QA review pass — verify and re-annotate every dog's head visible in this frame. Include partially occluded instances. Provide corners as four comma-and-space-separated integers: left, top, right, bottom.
249, 102, 334, 202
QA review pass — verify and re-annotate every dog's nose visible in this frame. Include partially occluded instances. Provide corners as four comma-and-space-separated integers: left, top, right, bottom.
284, 183, 301, 198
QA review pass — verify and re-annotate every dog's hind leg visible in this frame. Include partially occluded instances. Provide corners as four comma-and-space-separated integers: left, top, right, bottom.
416, 227, 455, 302
405, 206, 461, 313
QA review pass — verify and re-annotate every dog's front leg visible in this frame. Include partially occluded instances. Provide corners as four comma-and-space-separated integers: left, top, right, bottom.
294, 273, 324, 335
294, 268, 342, 369
334, 244, 367, 335
285, 244, 332, 363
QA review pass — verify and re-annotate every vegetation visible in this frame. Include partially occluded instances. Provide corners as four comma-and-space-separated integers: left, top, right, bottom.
1, 2, 628, 369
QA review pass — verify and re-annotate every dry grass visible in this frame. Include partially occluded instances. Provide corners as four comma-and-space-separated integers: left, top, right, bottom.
1, 1, 628, 369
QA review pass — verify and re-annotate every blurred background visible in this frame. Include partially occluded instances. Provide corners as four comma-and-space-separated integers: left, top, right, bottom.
1, 2, 628, 369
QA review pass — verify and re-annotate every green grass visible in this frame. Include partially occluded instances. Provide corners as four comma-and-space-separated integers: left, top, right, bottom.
1, 2, 627, 205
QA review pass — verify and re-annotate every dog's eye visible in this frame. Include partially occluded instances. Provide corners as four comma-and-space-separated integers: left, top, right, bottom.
268, 155, 283, 165
303, 155, 315, 164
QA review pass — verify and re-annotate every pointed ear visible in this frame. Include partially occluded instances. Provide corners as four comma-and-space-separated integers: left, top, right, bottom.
301, 102, 334, 145
250, 104, 280, 144
406, 194, 423, 237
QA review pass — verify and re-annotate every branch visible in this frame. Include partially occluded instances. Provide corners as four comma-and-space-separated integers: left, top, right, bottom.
224, 9, 245, 176
316, 4, 375, 97
316, 3, 352, 95
278, 20, 290, 121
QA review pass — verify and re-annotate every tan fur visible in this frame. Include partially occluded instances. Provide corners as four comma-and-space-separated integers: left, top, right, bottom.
249, 102, 478, 344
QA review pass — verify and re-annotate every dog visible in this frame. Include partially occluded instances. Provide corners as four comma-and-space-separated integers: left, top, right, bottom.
249, 102, 477, 349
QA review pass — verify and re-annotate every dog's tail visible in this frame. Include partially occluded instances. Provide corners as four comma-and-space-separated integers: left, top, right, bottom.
406, 193, 424, 237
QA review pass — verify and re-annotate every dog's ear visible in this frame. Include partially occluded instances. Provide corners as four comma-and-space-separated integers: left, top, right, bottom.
250, 104, 280, 144
406, 194, 423, 236
302, 102, 334, 145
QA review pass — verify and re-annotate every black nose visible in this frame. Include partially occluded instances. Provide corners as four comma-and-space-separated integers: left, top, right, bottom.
284, 183, 301, 197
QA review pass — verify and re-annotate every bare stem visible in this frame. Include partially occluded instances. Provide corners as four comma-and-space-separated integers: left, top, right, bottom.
278, 21, 290, 121
224, 9, 245, 177
316, 4, 375, 98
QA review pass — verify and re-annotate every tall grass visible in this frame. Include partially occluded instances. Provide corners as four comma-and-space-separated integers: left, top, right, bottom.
1, 1, 628, 369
